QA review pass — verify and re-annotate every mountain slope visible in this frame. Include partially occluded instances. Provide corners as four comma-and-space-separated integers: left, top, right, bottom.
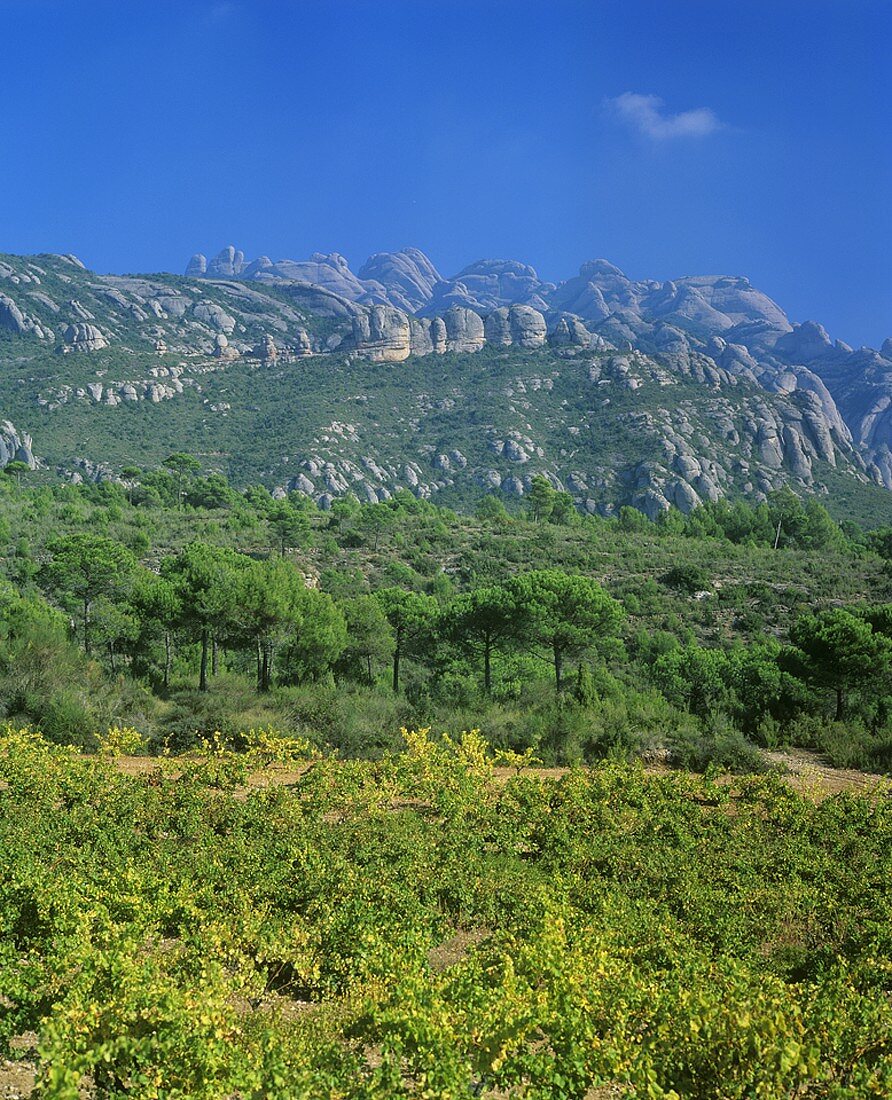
0, 247, 890, 524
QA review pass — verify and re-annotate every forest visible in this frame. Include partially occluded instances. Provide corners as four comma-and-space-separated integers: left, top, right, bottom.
2, 456, 892, 776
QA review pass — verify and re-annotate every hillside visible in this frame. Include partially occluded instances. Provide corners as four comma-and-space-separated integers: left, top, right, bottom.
2, 248, 892, 525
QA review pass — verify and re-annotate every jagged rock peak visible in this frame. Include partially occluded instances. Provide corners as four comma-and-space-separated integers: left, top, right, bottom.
454, 258, 540, 280
775, 321, 834, 362
207, 245, 246, 279
357, 249, 443, 312
185, 253, 207, 277
579, 258, 627, 279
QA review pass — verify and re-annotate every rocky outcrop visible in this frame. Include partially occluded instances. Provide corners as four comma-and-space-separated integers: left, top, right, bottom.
548, 314, 593, 348
444, 307, 485, 353
246, 251, 374, 301
767, 321, 892, 478
0, 293, 52, 339
775, 321, 835, 362
548, 261, 793, 349
357, 249, 442, 312
213, 333, 240, 361
62, 323, 108, 352
255, 333, 278, 363
40, 366, 188, 409
185, 253, 207, 277
347, 306, 412, 362
0, 293, 28, 334
192, 300, 236, 334
423, 259, 552, 315
207, 246, 246, 278
484, 304, 547, 348
342, 303, 495, 359
0, 421, 35, 469
188, 245, 552, 314
292, 327, 313, 357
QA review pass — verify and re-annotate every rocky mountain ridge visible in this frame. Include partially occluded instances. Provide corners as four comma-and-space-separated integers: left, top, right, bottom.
184, 244, 892, 487
0, 246, 890, 521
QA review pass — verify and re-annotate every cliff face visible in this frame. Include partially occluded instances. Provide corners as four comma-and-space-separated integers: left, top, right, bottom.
0, 247, 889, 519
0, 421, 35, 469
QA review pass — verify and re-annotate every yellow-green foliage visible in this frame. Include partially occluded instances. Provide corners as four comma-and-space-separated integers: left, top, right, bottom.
1, 724, 891, 1097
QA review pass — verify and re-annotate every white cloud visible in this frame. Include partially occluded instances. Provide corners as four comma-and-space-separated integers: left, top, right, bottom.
607, 93, 723, 141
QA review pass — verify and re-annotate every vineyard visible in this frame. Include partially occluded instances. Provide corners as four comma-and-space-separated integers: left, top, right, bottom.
1, 727, 891, 1098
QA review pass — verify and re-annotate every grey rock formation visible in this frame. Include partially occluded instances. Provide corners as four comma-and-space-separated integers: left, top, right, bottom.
428, 316, 447, 354
357, 248, 442, 312
508, 305, 547, 348
207, 246, 246, 278
444, 307, 485, 353
775, 321, 834, 362
483, 308, 512, 346
0, 293, 27, 334
213, 333, 240, 361
348, 305, 412, 362
193, 300, 236, 334
484, 305, 547, 348
0, 421, 35, 469
255, 333, 278, 363
424, 258, 551, 315
292, 328, 313, 357
549, 314, 592, 348
550, 261, 792, 348
62, 322, 108, 352
185, 253, 207, 277
249, 251, 374, 301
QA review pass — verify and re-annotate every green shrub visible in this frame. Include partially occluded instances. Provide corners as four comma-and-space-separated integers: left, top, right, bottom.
668, 716, 770, 774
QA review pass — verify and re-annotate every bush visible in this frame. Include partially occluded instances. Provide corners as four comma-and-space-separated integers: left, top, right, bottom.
668, 716, 770, 774
806, 719, 892, 774
660, 563, 712, 593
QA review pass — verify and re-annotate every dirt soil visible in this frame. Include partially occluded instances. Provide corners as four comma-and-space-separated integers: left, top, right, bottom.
107, 751, 891, 801
0, 1059, 35, 1100
764, 747, 890, 799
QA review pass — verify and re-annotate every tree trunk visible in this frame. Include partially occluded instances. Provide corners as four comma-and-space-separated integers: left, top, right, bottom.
367, 654, 373, 684
83, 597, 91, 656
109, 641, 117, 675
392, 637, 401, 693
260, 643, 271, 693
163, 631, 171, 691
484, 639, 492, 694
211, 637, 218, 677
836, 687, 844, 721
554, 644, 563, 693
256, 639, 263, 690
199, 628, 209, 692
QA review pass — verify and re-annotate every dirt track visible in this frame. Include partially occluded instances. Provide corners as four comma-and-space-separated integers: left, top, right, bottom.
110, 749, 891, 801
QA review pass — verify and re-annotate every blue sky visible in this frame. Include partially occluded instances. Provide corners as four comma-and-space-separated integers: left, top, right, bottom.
2, 0, 889, 345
